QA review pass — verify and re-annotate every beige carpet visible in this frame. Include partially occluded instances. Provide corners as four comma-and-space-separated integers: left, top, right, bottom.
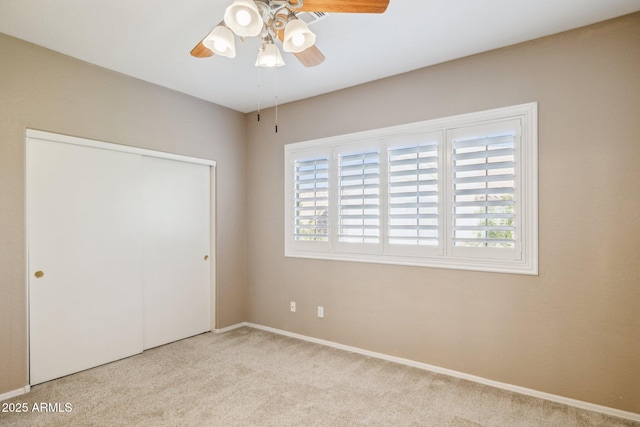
1, 327, 637, 426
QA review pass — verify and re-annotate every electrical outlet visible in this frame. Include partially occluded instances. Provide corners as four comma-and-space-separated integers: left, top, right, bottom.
317, 306, 324, 318
290, 301, 296, 312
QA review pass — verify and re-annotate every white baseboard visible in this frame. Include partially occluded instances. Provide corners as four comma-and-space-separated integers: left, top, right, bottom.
231, 322, 640, 423
213, 322, 249, 334
0, 385, 30, 402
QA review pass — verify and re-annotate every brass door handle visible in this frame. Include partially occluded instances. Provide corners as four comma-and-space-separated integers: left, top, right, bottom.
204, 255, 209, 261
34, 271, 44, 278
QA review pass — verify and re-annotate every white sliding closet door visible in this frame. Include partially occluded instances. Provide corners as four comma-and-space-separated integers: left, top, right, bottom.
28, 130, 215, 385
142, 156, 211, 350
28, 138, 144, 385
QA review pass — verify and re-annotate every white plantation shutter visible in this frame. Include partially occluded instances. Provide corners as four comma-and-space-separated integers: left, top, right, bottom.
387, 135, 440, 249
337, 148, 380, 245
293, 156, 330, 242
449, 120, 521, 258
285, 103, 537, 274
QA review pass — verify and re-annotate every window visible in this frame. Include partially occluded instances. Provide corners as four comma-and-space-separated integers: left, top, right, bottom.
293, 155, 329, 242
448, 120, 521, 261
337, 148, 380, 244
285, 103, 537, 275
387, 133, 442, 256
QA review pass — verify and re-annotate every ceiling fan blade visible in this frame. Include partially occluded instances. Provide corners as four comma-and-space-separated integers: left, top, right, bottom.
190, 39, 214, 58
291, 0, 389, 13
293, 45, 326, 67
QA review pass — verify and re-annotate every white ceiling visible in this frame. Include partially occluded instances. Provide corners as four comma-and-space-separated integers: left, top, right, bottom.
1, 0, 639, 113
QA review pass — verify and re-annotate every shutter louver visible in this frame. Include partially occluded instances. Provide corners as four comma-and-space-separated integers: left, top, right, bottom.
294, 157, 329, 241
452, 133, 516, 248
388, 142, 439, 246
338, 150, 380, 243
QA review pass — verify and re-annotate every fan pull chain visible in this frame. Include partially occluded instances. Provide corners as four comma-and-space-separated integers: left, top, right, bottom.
275, 68, 279, 133
257, 68, 261, 122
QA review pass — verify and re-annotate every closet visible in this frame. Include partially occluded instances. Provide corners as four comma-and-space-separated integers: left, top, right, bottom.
26, 130, 215, 385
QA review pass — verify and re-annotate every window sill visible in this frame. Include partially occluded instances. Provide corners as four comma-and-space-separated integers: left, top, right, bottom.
284, 249, 538, 276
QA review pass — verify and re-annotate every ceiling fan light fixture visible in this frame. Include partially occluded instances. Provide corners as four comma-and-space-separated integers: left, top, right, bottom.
255, 40, 285, 68
224, 0, 263, 37
282, 18, 316, 53
203, 25, 236, 58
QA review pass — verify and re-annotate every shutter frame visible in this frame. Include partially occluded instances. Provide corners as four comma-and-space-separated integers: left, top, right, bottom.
335, 143, 382, 250
387, 135, 441, 252
447, 119, 522, 260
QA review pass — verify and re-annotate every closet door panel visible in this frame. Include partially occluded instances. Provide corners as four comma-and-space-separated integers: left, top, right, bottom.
28, 139, 144, 385
142, 156, 211, 350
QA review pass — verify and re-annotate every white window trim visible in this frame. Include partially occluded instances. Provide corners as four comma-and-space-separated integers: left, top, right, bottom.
284, 103, 538, 275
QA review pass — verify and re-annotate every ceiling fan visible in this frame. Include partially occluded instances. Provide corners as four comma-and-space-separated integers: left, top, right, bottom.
190, 0, 390, 68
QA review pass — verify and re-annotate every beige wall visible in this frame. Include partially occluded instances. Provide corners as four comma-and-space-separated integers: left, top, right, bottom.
245, 13, 640, 413
0, 34, 247, 395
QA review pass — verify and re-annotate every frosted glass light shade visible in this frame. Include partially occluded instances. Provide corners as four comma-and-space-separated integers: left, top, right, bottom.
224, 0, 263, 37
255, 42, 285, 67
203, 25, 236, 58
283, 19, 316, 53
